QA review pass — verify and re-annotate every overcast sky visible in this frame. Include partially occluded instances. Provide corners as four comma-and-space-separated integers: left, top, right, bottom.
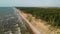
0, 0, 60, 7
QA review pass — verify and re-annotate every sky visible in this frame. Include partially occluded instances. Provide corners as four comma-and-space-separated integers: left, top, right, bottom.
0, 0, 60, 7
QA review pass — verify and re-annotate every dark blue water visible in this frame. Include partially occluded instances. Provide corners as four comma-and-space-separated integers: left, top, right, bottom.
0, 7, 17, 17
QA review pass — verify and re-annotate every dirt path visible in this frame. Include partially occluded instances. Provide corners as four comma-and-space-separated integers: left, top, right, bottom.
16, 9, 41, 34
20, 11, 60, 34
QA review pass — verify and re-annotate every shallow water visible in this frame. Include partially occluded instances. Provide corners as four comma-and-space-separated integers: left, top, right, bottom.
0, 7, 32, 34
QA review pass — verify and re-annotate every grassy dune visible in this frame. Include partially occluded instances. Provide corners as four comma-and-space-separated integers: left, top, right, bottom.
17, 7, 60, 27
